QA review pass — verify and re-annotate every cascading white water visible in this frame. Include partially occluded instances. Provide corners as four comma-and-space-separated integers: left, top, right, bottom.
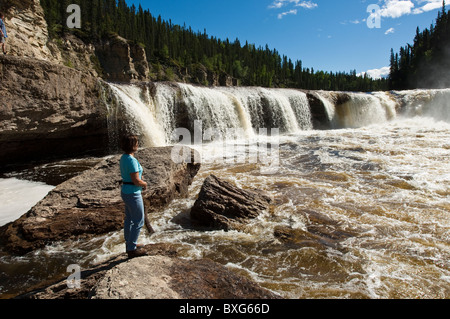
2, 83, 450, 300
217, 86, 313, 132
109, 84, 168, 147
177, 83, 252, 139
314, 91, 398, 129
106, 82, 450, 145
335, 93, 396, 129
393, 88, 450, 122
277, 88, 314, 131
108, 82, 315, 147
315, 91, 339, 127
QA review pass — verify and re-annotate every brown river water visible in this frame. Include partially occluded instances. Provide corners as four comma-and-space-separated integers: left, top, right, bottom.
0, 84, 449, 299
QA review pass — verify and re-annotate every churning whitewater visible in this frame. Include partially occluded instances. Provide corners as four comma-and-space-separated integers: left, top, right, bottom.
108, 82, 405, 146
0, 83, 449, 299
102, 83, 450, 298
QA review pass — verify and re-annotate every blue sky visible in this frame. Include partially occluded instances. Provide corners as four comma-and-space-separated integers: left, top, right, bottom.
125, 0, 446, 78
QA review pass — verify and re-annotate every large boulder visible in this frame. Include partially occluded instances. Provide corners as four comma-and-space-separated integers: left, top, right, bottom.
17, 243, 281, 299
92, 255, 279, 299
190, 175, 272, 231
0, 147, 201, 255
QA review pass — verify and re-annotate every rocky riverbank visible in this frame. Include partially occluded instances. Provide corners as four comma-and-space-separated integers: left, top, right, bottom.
0, 146, 283, 299
0, 147, 200, 255
17, 243, 280, 299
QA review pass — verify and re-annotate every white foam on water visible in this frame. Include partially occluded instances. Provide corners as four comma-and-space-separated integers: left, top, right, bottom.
0, 178, 54, 227
2, 85, 450, 299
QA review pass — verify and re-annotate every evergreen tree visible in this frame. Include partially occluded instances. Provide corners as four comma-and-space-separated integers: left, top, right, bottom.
390, 1, 450, 89
40, 0, 388, 91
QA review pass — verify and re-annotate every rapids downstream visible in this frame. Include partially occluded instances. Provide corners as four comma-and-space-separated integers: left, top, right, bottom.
0, 83, 449, 299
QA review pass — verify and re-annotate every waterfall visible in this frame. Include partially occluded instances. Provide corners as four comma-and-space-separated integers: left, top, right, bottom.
314, 91, 339, 128
314, 91, 398, 129
334, 92, 396, 129
393, 88, 450, 122
109, 84, 168, 147
177, 83, 252, 139
106, 82, 450, 147
108, 82, 313, 147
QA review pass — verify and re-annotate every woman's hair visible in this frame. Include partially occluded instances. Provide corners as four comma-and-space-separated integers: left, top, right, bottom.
121, 135, 139, 154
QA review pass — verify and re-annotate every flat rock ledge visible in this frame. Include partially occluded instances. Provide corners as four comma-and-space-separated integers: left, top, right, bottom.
17, 244, 280, 300
0, 147, 201, 255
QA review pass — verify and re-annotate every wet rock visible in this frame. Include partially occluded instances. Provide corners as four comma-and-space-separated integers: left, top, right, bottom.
17, 243, 280, 300
274, 209, 356, 250
306, 92, 331, 129
190, 175, 272, 231
0, 147, 200, 255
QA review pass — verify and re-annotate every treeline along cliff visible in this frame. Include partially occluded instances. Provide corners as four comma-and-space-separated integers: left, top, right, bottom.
40, 0, 388, 91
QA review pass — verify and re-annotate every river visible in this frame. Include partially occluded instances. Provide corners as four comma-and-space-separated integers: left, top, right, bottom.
0, 84, 449, 299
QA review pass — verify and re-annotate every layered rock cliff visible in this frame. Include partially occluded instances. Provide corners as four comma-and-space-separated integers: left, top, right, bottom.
0, 0, 58, 62
95, 35, 150, 82
0, 0, 169, 169
0, 54, 112, 168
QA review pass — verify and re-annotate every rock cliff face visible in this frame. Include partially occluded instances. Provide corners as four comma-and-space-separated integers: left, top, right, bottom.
96, 35, 150, 82
0, 1, 158, 168
0, 0, 150, 83
0, 147, 200, 255
0, 54, 112, 168
0, 0, 58, 62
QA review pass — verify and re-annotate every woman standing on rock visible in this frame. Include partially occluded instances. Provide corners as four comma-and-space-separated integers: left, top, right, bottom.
120, 135, 148, 259
0, 13, 8, 55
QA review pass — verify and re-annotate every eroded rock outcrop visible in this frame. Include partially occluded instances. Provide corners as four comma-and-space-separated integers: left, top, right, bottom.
190, 175, 273, 231
0, 0, 58, 62
96, 35, 150, 83
0, 54, 113, 168
0, 147, 201, 255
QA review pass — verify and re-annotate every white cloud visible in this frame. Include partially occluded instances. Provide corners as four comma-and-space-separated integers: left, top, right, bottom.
413, 0, 444, 14
378, 0, 444, 19
269, 0, 318, 15
278, 9, 298, 19
358, 66, 391, 79
380, 0, 415, 18
296, 1, 318, 9
385, 27, 395, 34
269, 1, 285, 9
